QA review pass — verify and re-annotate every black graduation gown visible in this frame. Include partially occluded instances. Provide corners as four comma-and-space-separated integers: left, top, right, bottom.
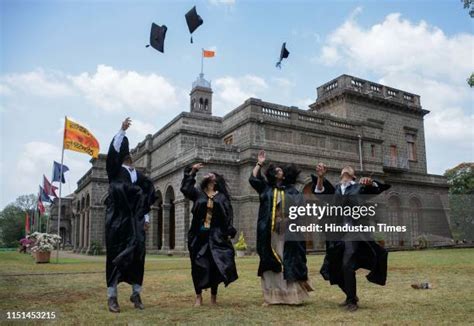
311, 175, 391, 287
180, 168, 238, 290
249, 171, 309, 282
105, 136, 156, 287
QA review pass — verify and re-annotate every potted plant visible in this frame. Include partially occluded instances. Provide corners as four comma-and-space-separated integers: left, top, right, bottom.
28, 232, 61, 263
373, 231, 385, 248
234, 232, 247, 258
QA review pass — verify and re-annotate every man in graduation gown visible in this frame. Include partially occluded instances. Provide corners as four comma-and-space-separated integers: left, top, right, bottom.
105, 118, 156, 313
312, 163, 390, 312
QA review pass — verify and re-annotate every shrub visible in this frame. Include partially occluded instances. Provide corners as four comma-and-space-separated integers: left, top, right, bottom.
234, 232, 247, 251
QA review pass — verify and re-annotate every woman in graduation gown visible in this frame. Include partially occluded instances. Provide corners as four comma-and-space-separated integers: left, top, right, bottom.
249, 150, 313, 306
180, 163, 238, 307
105, 118, 157, 313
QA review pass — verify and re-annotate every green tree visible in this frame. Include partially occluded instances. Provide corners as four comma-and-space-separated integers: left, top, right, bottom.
15, 194, 37, 212
462, 0, 474, 17
467, 73, 474, 88
0, 194, 40, 247
444, 164, 474, 241
461, 2, 473, 86
0, 204, 25, 247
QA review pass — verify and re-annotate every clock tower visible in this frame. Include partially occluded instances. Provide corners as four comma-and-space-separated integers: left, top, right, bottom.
190, 73, 213, 115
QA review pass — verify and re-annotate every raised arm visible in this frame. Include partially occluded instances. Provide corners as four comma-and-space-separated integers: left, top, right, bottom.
249, 150, 268, 194
106, 118, 131, 181
180, 163, 203, 201
312, 163, 336, 195
358, 178, 391, 196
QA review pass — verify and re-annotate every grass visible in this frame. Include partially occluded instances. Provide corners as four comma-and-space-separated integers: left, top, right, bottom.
0, 248, 473, 325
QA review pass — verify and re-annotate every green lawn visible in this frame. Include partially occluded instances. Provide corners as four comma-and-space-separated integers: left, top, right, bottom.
1, 248, 473, 325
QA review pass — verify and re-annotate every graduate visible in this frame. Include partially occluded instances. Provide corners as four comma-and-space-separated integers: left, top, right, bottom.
249, 150, 313, 306
105, 118, 156, 313
312, 163, 390, 312
180, 163, 238, 307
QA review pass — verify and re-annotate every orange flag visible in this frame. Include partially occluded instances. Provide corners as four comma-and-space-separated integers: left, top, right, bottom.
203, 49, 215, 58
63, 117, 100, 158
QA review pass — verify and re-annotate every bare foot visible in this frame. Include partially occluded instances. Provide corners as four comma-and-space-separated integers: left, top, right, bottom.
211, 294, 217, 306
194, 294, 202, 307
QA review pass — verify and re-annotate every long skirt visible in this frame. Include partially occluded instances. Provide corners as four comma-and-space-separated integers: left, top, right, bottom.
261, 230, 312, 305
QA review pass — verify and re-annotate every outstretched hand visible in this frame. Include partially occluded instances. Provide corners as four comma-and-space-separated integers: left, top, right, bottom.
359, 177, 373, 185
122, 117, 132, 131
191, 163, 204, 173
316, 162, 327, 177
257, 150, 266, 164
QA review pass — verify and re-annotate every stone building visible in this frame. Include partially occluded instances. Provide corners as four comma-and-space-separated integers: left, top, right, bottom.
48, 195, 74, 248
51, 74, 452, 254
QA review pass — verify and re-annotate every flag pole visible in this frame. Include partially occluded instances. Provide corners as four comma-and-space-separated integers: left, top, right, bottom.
37, 189, 41, 233
56, 116, 66, 263
201, 48, 204, 75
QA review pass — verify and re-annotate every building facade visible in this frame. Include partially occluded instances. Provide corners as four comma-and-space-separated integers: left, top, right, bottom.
51, 74, 452, 254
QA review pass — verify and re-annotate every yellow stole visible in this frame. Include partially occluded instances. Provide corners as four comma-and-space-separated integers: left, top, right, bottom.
270, 188, 285, 270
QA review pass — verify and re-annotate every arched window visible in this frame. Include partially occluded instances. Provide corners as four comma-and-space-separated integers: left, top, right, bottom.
387, 196, 402, 247
408, 197, 422, 246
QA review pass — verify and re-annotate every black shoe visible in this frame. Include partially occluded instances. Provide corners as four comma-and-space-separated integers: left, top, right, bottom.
346, 303, 359, 312
108, 297, 120, 313
339, 296, 359, 307
130, 293, 145, 310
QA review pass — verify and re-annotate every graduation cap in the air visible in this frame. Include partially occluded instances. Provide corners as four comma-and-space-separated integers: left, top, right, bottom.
185, 6, 203, 43
146, 23, 168, 53
276, 42, 290, 69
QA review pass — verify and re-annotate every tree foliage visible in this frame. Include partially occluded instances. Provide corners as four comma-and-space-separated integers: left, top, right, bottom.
0, 194, 39, 247
445, 164, 474, 241
462, 0, 474, 17
0, 204, 25, 247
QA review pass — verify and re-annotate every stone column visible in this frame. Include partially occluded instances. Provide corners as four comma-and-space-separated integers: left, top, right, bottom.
71, 216, 76, 251
85, 211, 91, 254
162, 203, 171, 251
147, 206, 159, 250
79, 213, 84, 251
173, 199, 188, 251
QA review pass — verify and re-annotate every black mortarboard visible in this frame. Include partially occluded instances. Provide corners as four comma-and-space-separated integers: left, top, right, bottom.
185, 6, 203, 43
276, 42, 290, 69
146, 23, 167, 53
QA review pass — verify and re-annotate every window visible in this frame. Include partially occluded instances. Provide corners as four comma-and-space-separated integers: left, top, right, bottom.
370, 144, 376, 158
223, 134, 233, 145
406, 134, 417, 161
390, 145, 398, 165
403, 94, 413, 101
387, 89, 397, 97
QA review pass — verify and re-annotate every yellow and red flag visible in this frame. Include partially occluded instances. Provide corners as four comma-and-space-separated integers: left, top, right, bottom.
63, 117, 100, 158
203, 49, 215, 58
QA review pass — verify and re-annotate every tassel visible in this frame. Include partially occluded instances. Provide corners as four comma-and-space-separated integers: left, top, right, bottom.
190, 36, 193, 44
276, 61, 282, 69
145, 44, 150, 48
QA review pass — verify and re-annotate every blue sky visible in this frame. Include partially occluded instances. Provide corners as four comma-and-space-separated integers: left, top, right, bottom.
1, 0, 473, 209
